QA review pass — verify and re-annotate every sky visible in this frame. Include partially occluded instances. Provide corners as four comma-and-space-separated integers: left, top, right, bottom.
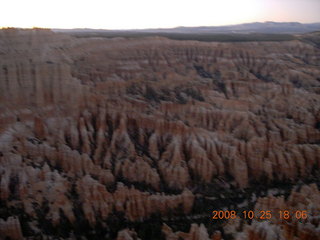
1, 0, 320, 29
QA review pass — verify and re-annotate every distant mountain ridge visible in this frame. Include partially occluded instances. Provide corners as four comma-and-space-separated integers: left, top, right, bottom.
53, 21, 320, 34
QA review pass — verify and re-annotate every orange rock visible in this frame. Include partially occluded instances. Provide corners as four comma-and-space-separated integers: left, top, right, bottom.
0, 216, 24, 240
0, 29, 320, 238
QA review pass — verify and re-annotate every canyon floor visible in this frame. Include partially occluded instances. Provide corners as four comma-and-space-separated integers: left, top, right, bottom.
0, 28, 320, 240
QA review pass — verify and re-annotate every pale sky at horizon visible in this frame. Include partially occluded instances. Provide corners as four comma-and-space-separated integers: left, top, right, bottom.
1, 0, 320, 29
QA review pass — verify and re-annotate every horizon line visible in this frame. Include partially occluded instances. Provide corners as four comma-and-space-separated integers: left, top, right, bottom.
1, 21, 320, 31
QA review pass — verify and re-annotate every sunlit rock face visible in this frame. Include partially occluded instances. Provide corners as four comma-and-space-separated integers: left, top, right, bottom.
0, 28, 319, 239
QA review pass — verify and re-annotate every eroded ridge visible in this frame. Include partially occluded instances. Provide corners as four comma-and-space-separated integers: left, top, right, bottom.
0, 28, 319, 239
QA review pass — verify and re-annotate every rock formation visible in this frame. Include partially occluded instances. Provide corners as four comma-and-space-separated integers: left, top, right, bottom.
224, 184, 320, 240
0, 28, 319, 239
0, 216, 24, 240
